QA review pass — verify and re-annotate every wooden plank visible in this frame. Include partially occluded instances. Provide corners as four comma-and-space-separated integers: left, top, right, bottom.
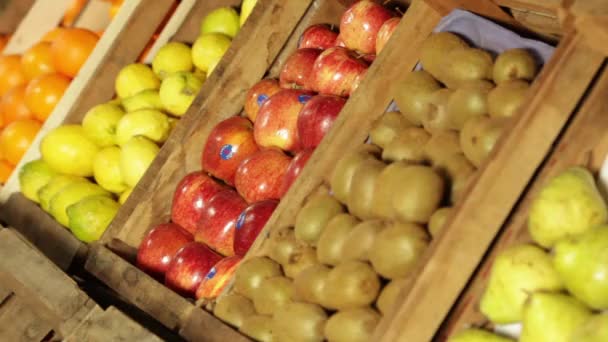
423, 0, 522, 27
494, 0, 560, 15
375, 33, 605, 342
0, 295, 54, 342
0, 0, 175, 203
439, 58, 608, 340
0, 0, 36, 34
3, 0, 71, 55
74, 0, 112, 32
560, 0, 608, 55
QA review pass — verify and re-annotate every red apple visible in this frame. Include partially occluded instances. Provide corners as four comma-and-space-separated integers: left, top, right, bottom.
136, 223, 193, 278
195, 189, 247, 256
233, 200, 279, 256
254, 89, 314, 151
297, 95, 346, 149
309, 47, 368, 97
164, 242, 222, 297
334, 35, 347, 48
244, 78, 281, 122
339, 0, 395, 54
195, 255, 242, 299
298, 24, 338, 50
171, 171, 226, 234
234, 148, 292, 203
279, 48, 322, 90
202, 116, 259, 185
280, 149, 313, 196
376, 17, 400, 54
350, 68, 368, 95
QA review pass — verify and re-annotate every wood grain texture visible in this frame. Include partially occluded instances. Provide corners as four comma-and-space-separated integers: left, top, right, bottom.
0, 0, 35, 34
439, 56, 608, 341
494, 0, 560, 15
561, 0, 608, 55
376, 33, 605, 342
0, 294, 54, 342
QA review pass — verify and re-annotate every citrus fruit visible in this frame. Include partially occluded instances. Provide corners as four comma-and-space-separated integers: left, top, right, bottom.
120, 136, 159, 187
41, 28, 66, 44
21, 42, 56, 80
51, 28, 99, 78
62, 0, 87, 27
191, 33, 232, 73
152, 42, 193, 79
115, 109, 171, 145
40, 124, 100, 177
122, 89, 163, 112
38, 174, 87, 212
67, 195, 119, 242
24, 73, 71, 121
49, 180, 110, 227
159, 72, 203, 116
82, 102, 125, 147
19, 159, 57, 203
0, 55, 27, 96
115, 63, 160, 99
0, 119, 41, 165
200, 7, 240, 38
93, 146, 127, 194
0, 34, 10, 53
1, 85, 35, 124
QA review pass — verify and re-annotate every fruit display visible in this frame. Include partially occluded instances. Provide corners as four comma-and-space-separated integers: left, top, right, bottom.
17, 3, 249, 243
448, 166, 608, 341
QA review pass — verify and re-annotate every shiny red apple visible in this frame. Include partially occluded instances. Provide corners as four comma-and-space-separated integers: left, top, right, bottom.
234, 148, 292, 203
280, 149, 313, 196
298, 24, 338, 50
195, 255, 242, 300
195, 189, 247, 256
350, 68, 368, 95
339, 0, 395, 54
334, 35, 347, 47
309, 47, 368, 97
297, 95, 346, 149
254, 89, 314, 151
171, 171, 226, 234
376, 17, 400, 54
233, 200, 279, 256
164, 242, 222, 297
279, 48, 322, 90
244, 78, 281, 122
202, 116, 259, 185
136, 223, 193, 278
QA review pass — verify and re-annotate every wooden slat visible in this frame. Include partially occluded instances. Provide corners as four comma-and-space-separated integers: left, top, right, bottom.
0, 295, 54, 342
494, 0, 560, 15
74, 0, 112, 32
439, 59, 608, 340
375, 32, 604, 342
560, 0, 608, 55
423, 0, 521, 27
0, 0, 35, 34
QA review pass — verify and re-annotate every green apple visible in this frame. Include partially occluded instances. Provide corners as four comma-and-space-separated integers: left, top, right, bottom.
93, 146, 127, 194
115, 109, 171, 146
122, 89, 164, 112
449, 329, 513, 342
119, 136, 160, 187
240, 0, 257, 27
115, 63, 160, 99
38, 175, 87, 213
119, 187, 133, 204
82, 102, 125, 147
40, 125, 100, 177
67, 195, 119, 243
19, 159, 57, 203
159, 71, 203, 116
152, 42, 193, 79
200, 7, 240, 38
49, 180, 110, 227
192, 33, 231, 73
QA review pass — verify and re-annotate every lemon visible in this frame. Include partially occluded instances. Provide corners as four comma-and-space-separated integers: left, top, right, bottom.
115, 109, 171, 146
93, 146, 127, 194
38, 175, 87, 212
40, 125, 100, 177
82, 103, 125, 147
49, 180, 110, 227
122, 89, 164, 112
201, 7, 240, 38
192, 33, 231, 73
67, 195, 119, 243
19, 159, 57, 203
159, 72, 203, 116
120, 136, 160, 187
115, 63, 160, 99
152, 42, 193, 79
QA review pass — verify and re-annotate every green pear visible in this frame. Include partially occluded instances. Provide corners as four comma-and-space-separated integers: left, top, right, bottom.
570, 313, 608, 342
159, 71, 203, 116
449, 328, 513, 342
19, 159, 56, 203
393, 70, 441, 125
553, 225, 608, 310
67, 195, 119, 243
480, 244, 563, 324
200, 7, 240, 38
114, 109, 171, 146
119, 136, 160, 187
93, 146, 128, 194
520, 292, 591, 342
192, 33, 231, 73
121, 89, 164, 112
38, 175, 87, 212
528, 167, 608, 248
152, 42, 193, 79
82, 103, 125, 147
49, 181, 110, 227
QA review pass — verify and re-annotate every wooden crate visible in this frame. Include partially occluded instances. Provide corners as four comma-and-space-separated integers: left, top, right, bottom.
0, 228, 163, 341
0, 0, 35, 35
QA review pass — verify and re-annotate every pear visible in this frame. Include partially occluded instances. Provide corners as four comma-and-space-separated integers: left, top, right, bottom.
460, 115, 509, 167
448, 328, 513, 342
152, 42, 193, 79
341, 220, 386, 261
252, 276, 295, 315
324, 308, 380, 342
446, 80, 494, 129
329, 145, 381, 203
369, 111, 414, 148
192, 33, 232, 74
493, 49, 538, 84
487, 80, 529, 118
393, 70, 441, 125
213, 293, 256, 328
239, 315, 273, 342
294, 194, 344, 246
317, 213, 359, 266
439, 48, 494, 88
381, 127, 430, 163
294, 264, 330, 305
528, 167, 608, 248
346, 158, 385, 220
479, 244, 564, 324
200, 7, 240, 38
121, 89, 164, 112
376, 278, 407, 315
67, 195, 119, 243
159, 71, 204, 116
424, 130, 461, 165
571, 313, 608, 342
322, 261, 381, 310
391, 164, 445, 224
553, 225, 608, 310
372, 163, 407, 219
420, 32, 469, 83
422, 88, 455, 132
272, 302, 327, 342
38, 175, 87, 213
114, 109, 171, 146
82, 103, 125, 147
115, 63, 160, 99
520, 292, 591, 342
428, 207, 453, 238
433, 153, 476, 204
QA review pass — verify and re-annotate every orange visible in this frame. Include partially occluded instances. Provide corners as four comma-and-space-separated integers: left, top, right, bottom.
0, 34, 10, 53
21, 42, 56, 80
0, 160, 14, 183
0, 119, 41, 165
1, 85, 34, 124
0, 55, 27, 97
51, 28, 99, 78
24, 73, 71, 121
41, 28, 66, 44
62, 0, 87, 27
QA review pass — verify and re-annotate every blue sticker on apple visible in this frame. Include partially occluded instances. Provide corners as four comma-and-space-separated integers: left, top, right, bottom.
298, 94, 312, 104
236, 211, 246, 230
205, 267, 217, 280
257, 94, 269, 106
219, 144, 235, 160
